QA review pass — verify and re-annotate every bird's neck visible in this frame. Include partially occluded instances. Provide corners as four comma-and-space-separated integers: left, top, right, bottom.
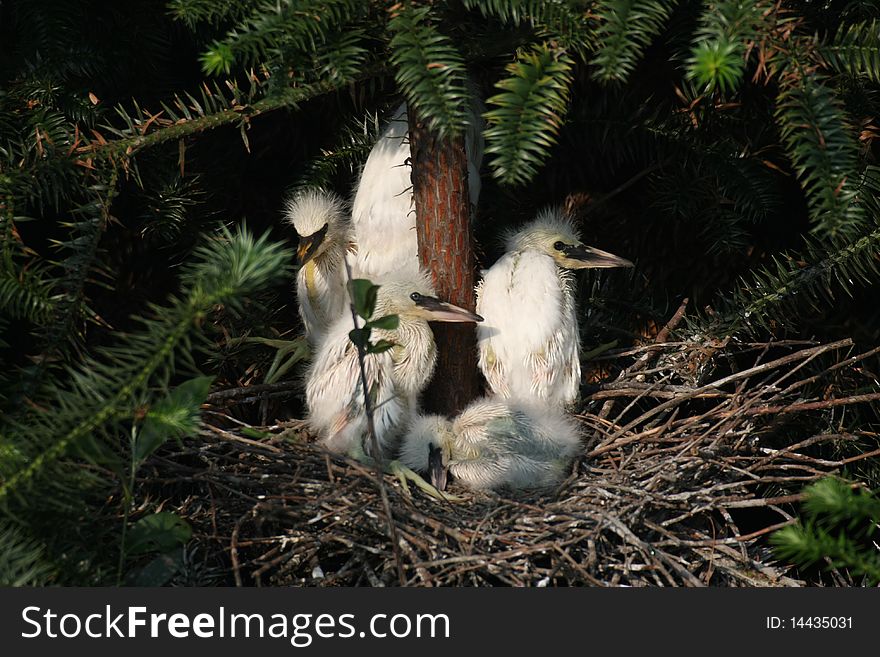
304, 241, 347, 296
303, 260, 319, 305
313, 239, 347, 270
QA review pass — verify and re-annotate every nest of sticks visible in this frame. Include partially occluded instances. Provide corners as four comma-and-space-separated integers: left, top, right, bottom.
141, 310, 880, 587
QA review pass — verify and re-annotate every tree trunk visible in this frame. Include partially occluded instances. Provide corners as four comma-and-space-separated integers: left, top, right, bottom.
407, 107, 480, 416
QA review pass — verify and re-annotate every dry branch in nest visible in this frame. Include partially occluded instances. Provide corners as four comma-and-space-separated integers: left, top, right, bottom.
140, 333, 880, 586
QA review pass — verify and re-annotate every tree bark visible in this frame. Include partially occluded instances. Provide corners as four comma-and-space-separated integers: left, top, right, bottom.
407, 108, 480, 416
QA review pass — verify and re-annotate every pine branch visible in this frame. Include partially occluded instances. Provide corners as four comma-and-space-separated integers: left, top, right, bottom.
818, 19, 880, 83
312, 27, 369, 84
484, 43, 574, 185
686, 0, 769, 94
704, 225, 880, 337
0, 206, 55, 325
0, 521, 55, 586
167, 0, 249, 28
775, 62, 865, 239
591, 0, 677, 83
291, 110, 383, 191
81, 71, 372, 163
0, 227, 292, 504
772, 478, 880, 585
41, 178, 116, 356
198, 0, 363, 75
388, 3, 471, 141
461, 0, 597, 56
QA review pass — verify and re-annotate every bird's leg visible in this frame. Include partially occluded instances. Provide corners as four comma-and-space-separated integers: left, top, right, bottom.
350, 445, 459, 502
386, 459, 460, 503
581, 339, 618, 361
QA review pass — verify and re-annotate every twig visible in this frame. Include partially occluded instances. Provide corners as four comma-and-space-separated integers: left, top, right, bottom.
207, 381, 300, 403
583, 160, 669, 216
342, 256, 407, 587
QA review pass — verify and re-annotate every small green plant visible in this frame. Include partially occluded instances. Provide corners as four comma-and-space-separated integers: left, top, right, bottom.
772, 478, 880, 585
346, 279, 399, 356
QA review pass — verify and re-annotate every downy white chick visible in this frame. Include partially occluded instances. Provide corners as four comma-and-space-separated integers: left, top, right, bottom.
285, 189, 353, 345
475, 208, 632, 408
399, 397, 583, 491
305, 271, 483, 459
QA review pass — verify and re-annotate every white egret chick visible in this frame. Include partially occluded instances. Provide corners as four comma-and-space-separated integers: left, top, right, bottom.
305, 271, 483, 460
399, 398, 583, 491
475, 208, 632, 408
285, 189, 354, 345
351, 102, 484, 278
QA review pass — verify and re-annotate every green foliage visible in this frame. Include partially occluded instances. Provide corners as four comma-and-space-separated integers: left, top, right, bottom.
122, 512, 194, 585
1, 227, 289, 501
389, 4, 470, 140
241, 336, 310, 384
137, 376, 213, 463
126, 512, 193, 556
686, 1, 767, 94
772, 478, 880, 584
819, 19, 880, 83
461, 0, 597, 56
775, 65, 865, 239
194, 0, 365, 77
349, 278, 381, 320
688, 41, 742, 95
591, 0, 677, 83
0, 521, 56, 586
704, 227, 880, 336
462, 0, 574, 25
347, 278, 399, 356
484, 44, 574, 185
291, 110, 383, 192
168, 0, 249, 28
0, 221, 55, 325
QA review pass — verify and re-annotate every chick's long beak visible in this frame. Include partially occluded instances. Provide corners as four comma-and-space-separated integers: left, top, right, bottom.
296, 223, 329, 265
416, 296, 484, 323
564, 244, 633, 269
428, 443, 448, 491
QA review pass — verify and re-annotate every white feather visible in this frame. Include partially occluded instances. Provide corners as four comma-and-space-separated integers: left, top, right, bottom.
400, 397, 583, 491
476, 248, 580, 407
351, 102, 484, 279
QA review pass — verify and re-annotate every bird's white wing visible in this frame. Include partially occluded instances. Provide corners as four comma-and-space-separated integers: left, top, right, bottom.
352, 101, 484, 279
351, 104, 417, 278
528, 268, 580, 405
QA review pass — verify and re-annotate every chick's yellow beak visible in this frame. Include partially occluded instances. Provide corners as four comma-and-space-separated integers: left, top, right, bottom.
296, 223, 329, 265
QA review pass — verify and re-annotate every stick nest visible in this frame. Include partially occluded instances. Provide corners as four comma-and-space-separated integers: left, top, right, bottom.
141, 334, 880, 587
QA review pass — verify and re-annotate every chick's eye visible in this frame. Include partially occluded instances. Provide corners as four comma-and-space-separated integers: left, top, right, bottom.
410, 292, 422, 301
554, 241, 566, 251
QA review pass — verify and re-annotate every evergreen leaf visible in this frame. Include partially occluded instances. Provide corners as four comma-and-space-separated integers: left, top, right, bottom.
819, 19, 880, 83
126, 512, 192, 556
365, 314, 399, 331
348, 279, 379, 320
686, 0, 768, 94
388, 3, 471, 140
484, 43, 574, 185
775, 65, 865, 239
591, 0, 677, 83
